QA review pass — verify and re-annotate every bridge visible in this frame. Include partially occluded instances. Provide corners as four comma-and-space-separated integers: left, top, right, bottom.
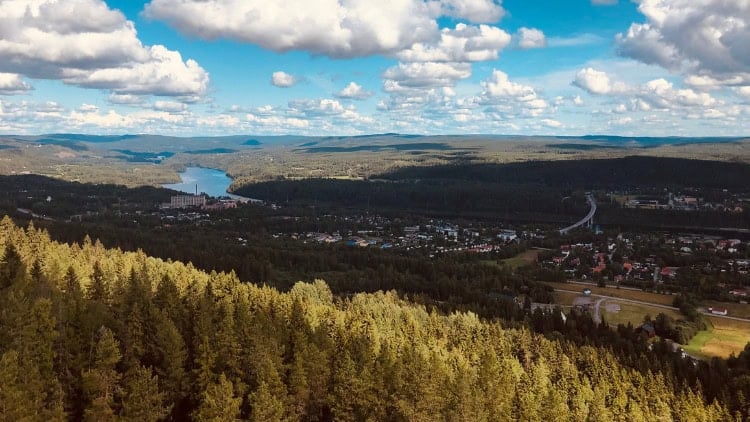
559, 194, 596, 235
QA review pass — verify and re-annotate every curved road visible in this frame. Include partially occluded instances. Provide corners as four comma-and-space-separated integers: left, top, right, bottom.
560, 194, 596, 235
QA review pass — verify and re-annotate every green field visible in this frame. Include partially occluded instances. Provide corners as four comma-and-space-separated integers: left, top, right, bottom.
602, 301, 681, 328
685, 318, 750, 359
498, 249, 539, 270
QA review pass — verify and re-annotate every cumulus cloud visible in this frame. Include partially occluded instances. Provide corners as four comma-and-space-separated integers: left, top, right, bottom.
0, 0, 209, 98
335, 82, 373, 100
0, 73, 32, 95
77, 104, 99, 113
384, 62, 472, 91
438, 0, 504, 23
397, 24, 510, 63
153, 100, 189, 113
479, 70, 548, 116
108, 93, 145, 105
616, 0, 750, 87
572, 67, 720, 113
573, 68, 627, 95
271, 71, 298, 88
516, 27, 546, 49
145, 0, 504, 58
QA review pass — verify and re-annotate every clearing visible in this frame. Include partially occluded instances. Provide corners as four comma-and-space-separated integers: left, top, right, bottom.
684, 317, 750, 359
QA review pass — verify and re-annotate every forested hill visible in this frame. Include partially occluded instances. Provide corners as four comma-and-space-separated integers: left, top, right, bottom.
0, 217, 732, 421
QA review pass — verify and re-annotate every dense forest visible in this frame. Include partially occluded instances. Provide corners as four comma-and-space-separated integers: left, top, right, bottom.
0, 217, 738, 420
235, 157, 750, 228
235, 178, 587, 221
375, 157, 750, 191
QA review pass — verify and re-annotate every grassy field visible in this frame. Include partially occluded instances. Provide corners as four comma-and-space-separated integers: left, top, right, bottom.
552, 291, 580, 306
553, 289, 681, 328
499, 249, 539, 270
684, 317, 750, 359
545, 281, 677, 306
602, 301, 682, 327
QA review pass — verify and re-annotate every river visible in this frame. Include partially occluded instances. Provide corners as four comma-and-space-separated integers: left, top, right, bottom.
163, 167, 249, 200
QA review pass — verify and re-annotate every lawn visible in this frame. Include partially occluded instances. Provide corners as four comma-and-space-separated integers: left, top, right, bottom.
545, 281, 677, 306
500, 249, 539, 270
602, 301, 681, 328
484, 249, 539, 271
552, 291, 580, 306
684, 318, 750, 359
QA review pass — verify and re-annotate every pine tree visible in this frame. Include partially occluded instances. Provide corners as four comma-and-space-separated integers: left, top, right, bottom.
193, 373, 242, 422
248, 381, 285, 422
82, 327, 121, 422
88, 261, 109, 302
0, 242, 25, 289
120, 365, 170, 421
0, 351, 36, 420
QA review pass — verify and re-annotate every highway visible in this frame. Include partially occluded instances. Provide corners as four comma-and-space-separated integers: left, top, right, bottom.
559, 194, 597, 234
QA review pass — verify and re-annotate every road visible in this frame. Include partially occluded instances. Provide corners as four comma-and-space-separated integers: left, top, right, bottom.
553, 288, 750, 323
559, 194, 596, 234
592, 297, 606, 324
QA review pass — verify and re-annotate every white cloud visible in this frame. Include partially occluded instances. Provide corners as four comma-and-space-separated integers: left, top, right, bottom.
0, 73, 32, 95
573, 68, 627, 95
108, 93, 145, 105
572, 67, 721, 114
384, 62, 472, 91
77, 104, 99, 113
271, 71, 298, 88
541, 118, 562, 128
479, 70, 549, 117
289, 98, 346, 116
145, 0, 505, 59
438, 0, 504, 23
397, 24, 511, 63
153, 100, 189, 113
592, 0, 617, 5
516, 27, 546, 50
0, 0, 209, 98
335, 82, 373, 100
616, 0, 750, 87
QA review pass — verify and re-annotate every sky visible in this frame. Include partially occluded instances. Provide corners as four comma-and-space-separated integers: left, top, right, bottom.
1, 0, 749, 137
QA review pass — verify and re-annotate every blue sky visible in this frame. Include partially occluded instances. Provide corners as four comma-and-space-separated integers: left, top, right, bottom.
1, 0, 749, 136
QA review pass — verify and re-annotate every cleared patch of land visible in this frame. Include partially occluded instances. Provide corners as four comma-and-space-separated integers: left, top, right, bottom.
552, 290, 580, 306
602, 301, 681, 327
685, 318, 750, 359
500, 249, 539, 270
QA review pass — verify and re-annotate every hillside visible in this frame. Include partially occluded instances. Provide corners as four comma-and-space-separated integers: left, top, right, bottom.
0, 216, 733, 421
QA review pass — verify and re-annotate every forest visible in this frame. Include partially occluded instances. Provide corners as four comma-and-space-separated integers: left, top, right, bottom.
0, 217, 740, 421
235, 157, 750, 229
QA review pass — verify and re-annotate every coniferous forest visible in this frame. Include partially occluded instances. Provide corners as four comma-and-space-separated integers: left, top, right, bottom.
0, 216, 741, 421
